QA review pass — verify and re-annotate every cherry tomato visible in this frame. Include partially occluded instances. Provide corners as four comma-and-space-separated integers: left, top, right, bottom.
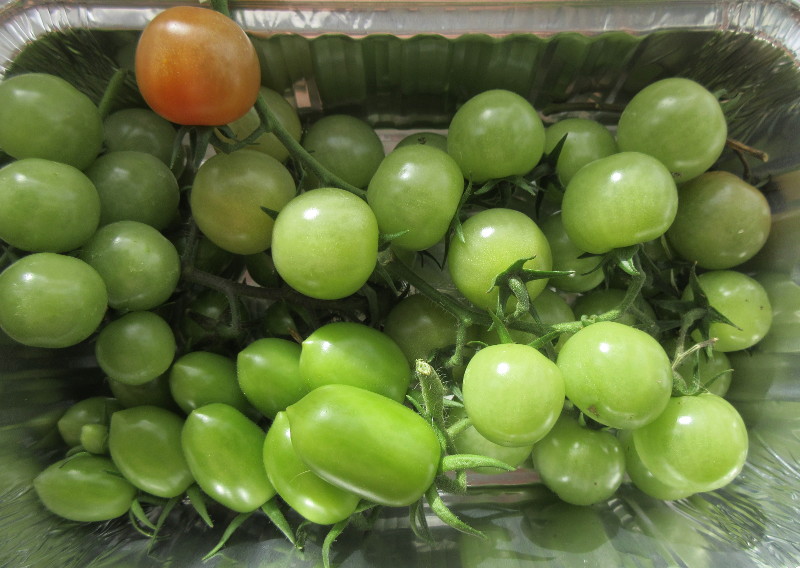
169, 351, 252, 416
135, 6, 261, 126
103, 107, 186, 174
539, 212, 605, 293
57, 397, 123, 449
571, 287, 656, 329
754, 271, 800, 353
107, 373, 177, 410
449, 407, 533, 474
543, 117, 617, 186
618, 429, 695, 501
382, 293, 463, 365
395, 131, 448, 152
237, 338, 309, 419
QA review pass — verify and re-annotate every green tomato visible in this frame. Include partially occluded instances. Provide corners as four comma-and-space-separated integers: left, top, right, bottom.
447, 89, 544, 183
632, 393, 748, 493
463, 343, 565, 447
670, 344, 732, 397
754, 271, 800, 353
169, 351, 252, 416
57, 396, 124, 449
79, 423, 109, 455
571, 287, 657, 329
107, 373, 177, 410
367, 144, 464, 251
33, 454, 137, 522
543, 117, 618, 186
103, 107, 186, 175
0, 253, 107, 348
95, 311, 176, 385
447, 208, 552, 310
449, 408, 532, 474
395, 131, 448, 152
531, 413, 625, 506
382, 293, 462, 365
80, 220, 181, 311
299, 321, 411, 403
617, 77, 727, 182
108, 405, 194, 498
285, 384, 441, 507
561, 151, 678, 254
263, 411, 360, 525
237, 337, 309, 419
556, 321, 673, 429
0, 73, 103, 170
190, 149, 297, 255
667, 171, 771, 269
182, 403, 275, 513
539, 212, 605, 293
0, 158, 100, 252
271, 187, 379, 300
618, 429, 695, 501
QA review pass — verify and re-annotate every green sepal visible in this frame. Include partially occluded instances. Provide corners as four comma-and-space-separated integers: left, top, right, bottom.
440, 453, 515, 473
425, 485, 485, 539
186, 484, 214, 528
202, 512, 253, 561
261, 497, 297, 547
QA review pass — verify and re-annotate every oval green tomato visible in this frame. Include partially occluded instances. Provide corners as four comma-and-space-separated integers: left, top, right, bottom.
169, 351, 252, 416
285, 384, 441, 507
263, 412, 360, 525
182, 403, 275, 513
299, 321, 411, 402
57, 396, 124, 449
109, 405, 193, 498
33, 454, 137, 522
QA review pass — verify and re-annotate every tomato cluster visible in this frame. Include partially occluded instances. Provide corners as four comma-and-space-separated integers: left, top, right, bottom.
0, 4, 795, 566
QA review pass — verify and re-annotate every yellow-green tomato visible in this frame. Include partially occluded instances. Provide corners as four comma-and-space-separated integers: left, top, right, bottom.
182, 403, 275, 513
109, 405, 194, 498
462, 343, 565, 447
263, 412, 360, 525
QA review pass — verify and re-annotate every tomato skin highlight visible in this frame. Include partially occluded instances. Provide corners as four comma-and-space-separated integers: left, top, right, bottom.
285, 384, 441, 507
135, 6, 261, 126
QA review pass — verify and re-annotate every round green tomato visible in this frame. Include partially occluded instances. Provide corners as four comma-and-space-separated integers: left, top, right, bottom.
449, 408, 533, 474
571, 287, 656, 329
103, 107, 186, 175
683, 270, 772, 352
395, 131, 448, 152
109, 405, 194, 498
263, 411, 360, 525
271, 187, 379, 300
243, 250, 281, 287
543, 117, 618, 186
237, 337, 309, 419
85, 150, 180, 231
190, 149, 296, 255
108, 373, 177, 410
80, 220, 180, 311
285, 384, 441, 507
754, 271, 800, 353
95, 311, 176, 385
383, 293, 462, 365
169, 351, 252, 416
301, 114, 385, 189
632, 393, 748, 493
561, 151, 678, 254
531, 413, 625, 506
618, 429, 695, 501
539, 212, 605, 293
299, 321, 410, 402
218, 87, 302, 163
0, 72, 103, 170
57, 396, 123, 448
0, 253, 107, 348
367, 144, 464, 251
463, 343, 565, 447
0, 158, 100, 252
667, 171, 771, 269
79, 423, 109, 455
617, 77, 727, 182
33, 454, 137, 522
447, 208, 552, 310
182, 403, 275, 513
447, 89, 545, 183
556, 321, 673, 429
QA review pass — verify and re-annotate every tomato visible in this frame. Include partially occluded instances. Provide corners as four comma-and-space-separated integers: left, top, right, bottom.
80, 220, 181, 311
285, 384, 441, 507
237, 338, 309, 419
301, 114, 385, 189
543, 117, 617, 187
571, 288, 656, 329
447, 208, 553, 310
616, 77, 727, 182
449, 408, 533, 474
382, 293, 463, 364
108, 405, 194, 498
618, 429, 695, 501
0, 158, 100, 252
57, 397, 123, 449
395, 131, 448, 153
666, 171, 771, 269
0, 72, 104, 170
108, 373, 177, 410
447, 89, 545, 183
85, 150, 180, 231
190, 149, 296, 255
463, 343, 565, 447
33, 454, 137, 522
95, 311, 176, 386
683, 270, 772, 352
754, 271, 800, 353
561, 151, 678, 254
103, 107, 185, 174
182, 403, 275, 513
169, 351, 252, 416
556, 321, 673, 429
299, 322, 410, 402
135, 6, 261, 126
243, 250, 281, 288
271, 187, 379, 300
539, 212, 605, 293
0, 253, 107, 348
632, 393, 748, 493
367, 144, 464, 251
263, 411, 360, 525
531, 413, 625, 505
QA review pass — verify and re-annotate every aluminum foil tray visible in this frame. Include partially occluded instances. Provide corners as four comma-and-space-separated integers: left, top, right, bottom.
1, 1, 799, 567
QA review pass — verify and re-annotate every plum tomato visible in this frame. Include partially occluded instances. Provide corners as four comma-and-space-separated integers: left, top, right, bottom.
237, 338, 309, 419
169, 351, 253, 416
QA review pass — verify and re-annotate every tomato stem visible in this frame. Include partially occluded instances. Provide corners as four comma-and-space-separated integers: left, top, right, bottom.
97, 67, 130, 119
